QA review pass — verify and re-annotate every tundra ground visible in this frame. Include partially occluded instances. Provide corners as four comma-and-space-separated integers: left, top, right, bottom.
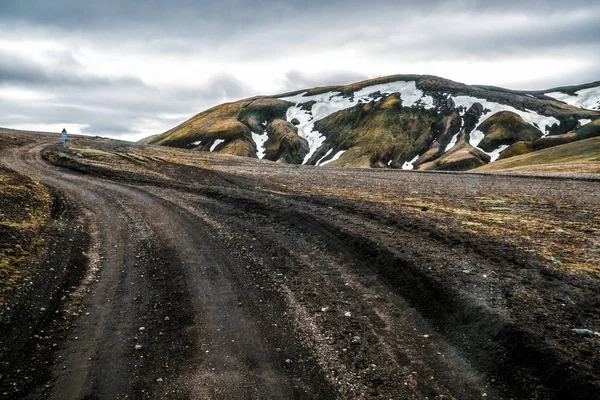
1, 130, 599, 399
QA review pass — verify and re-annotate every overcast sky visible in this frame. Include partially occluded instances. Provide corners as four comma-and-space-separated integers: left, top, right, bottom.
0, 0, 598, 141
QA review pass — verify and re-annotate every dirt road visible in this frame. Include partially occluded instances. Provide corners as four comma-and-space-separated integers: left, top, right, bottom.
1, 133, 599, 399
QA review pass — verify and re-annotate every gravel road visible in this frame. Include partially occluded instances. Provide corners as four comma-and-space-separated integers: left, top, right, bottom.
1, 132, 599, 399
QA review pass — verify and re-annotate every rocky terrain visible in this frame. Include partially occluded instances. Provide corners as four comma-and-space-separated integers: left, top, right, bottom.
1, 129, 599, 399
147, 75, 600, 171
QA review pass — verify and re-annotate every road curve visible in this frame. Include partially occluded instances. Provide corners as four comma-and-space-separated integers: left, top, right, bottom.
2, 136, 598, 399
2, 139, 334, 399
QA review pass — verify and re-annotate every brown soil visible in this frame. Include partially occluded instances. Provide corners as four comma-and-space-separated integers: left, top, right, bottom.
1, 130, 599, 399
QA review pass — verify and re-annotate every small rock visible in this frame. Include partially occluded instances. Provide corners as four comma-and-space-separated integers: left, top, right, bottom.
344, 311, 351, 317
164, 316, 170, 321
139, 327, 145, 331
573, 328, 600, 337
156, 378, 163, 382
285, 359, 291, 364
135, 344, 142, 350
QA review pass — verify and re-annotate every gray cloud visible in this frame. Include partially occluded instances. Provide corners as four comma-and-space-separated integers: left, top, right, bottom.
1, 1, 595, 29
0, 48, 145, 89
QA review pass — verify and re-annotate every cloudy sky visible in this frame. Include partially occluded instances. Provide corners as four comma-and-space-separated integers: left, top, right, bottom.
0, 0, 598, 141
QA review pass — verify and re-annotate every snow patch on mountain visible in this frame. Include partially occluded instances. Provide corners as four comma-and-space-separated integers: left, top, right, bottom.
545, 86, 600, 111
190, 140, 202, 146
445, 119, 464, 152
321, 150, 346, 166
452, 95, 560, 135
467, 130, 508, 162
450, 95, 561, 163
402, 155, 419, 170
469, 130, 485, 147
285, 106, 328, 164
315, 148, 333, 166
579, 119, 592, 126
282, 81, 435, 164
210, 139, 225, 152
352, 81, 435, 109
445, 132, 460, 152
251, 131, 268, 159
487, 145, 510, 162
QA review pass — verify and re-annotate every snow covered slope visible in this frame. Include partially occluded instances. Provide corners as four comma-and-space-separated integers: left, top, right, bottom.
281, 81, 434, 163
545, 85, 600, 111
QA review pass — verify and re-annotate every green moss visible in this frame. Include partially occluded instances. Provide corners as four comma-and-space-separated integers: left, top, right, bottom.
575, 119, 600, 140
237, 98, 292, 132
498, 142, 534, 160
313, 94, 439, 167
420, 139, 490, 171
264, 120, 309, 164
475, 136, 600, 172
477, 111, 542, 152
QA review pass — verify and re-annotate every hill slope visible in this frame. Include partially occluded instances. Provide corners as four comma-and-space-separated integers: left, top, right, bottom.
148, 75, 600, 171
473, 135, 600, 174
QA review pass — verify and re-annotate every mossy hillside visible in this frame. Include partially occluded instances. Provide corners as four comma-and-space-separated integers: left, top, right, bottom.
475, 136, 600, 172
573, 118, 600, 140
149, 100, 247, 147
264, 120, 309, 164
415, 112, 463, 166
148, 98, 294, 158
312, 94, 450, 167
499, 118, 600, 160
419, 138, 490, 171
477, 111, 543, 152
218, 138, 256, 157
498, 142, 534, 160
237, 98, 291, 132
0, 168, 52, 309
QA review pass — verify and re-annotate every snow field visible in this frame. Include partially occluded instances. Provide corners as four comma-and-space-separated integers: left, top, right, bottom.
546, 86, 600, 111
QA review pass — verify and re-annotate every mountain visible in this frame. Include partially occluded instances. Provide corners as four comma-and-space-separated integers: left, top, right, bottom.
147, 75, 600, 171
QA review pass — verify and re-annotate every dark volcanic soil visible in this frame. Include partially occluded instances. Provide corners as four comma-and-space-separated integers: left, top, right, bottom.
0, 130, 599, 399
